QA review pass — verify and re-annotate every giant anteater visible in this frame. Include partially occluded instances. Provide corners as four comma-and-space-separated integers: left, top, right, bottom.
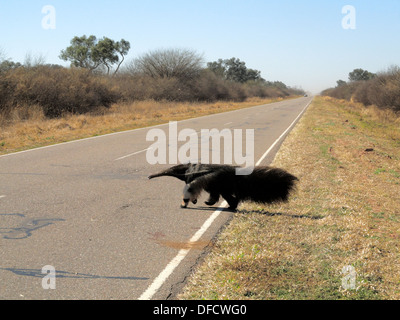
148, 163, 298, 211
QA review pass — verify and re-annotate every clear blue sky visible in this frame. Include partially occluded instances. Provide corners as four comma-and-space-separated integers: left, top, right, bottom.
1, 0, 400, 94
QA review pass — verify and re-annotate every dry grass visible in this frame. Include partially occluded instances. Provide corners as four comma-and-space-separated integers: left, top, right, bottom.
179, 96, 400, 300
0, 97, 289, 155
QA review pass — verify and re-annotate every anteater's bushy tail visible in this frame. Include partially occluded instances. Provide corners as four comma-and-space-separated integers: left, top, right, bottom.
237, 167, 298, 204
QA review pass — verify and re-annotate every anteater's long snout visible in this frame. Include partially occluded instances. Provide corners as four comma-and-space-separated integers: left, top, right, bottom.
148, 172, 186, 180
148, 170, 188, 181
148, 173, 164, 179
148, 164, 193, 181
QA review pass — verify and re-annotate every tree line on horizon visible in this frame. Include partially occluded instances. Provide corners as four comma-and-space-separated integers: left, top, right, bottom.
0, 34, 304, 118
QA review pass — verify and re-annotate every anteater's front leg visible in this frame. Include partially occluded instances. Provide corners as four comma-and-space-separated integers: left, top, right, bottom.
205, 191, 220, 206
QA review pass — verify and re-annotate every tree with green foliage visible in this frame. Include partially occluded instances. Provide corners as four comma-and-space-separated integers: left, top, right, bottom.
113, 39, 131, 75
0, 60, 22, 72
59, 35, 130, 75
207, 57, 264, 83
336, 79, 347, 87
348, 68, 375, 82
59, 35, 99, 70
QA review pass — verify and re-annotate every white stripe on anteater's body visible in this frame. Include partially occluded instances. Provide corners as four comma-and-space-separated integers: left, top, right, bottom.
149, 163, 298, 211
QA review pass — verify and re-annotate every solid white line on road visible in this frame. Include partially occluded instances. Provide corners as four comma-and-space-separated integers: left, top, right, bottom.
0, 195, 6, 199
137, 98, 313, 300
138, 201, 227, 300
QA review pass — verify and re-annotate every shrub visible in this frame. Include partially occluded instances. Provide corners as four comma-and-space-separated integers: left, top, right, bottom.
190, 70, 234, 101
366, 69, 400, 111
132, 48, 204, 81
353, 81, 372, 106
0, 66, 119, 117
323, 66, 400, 112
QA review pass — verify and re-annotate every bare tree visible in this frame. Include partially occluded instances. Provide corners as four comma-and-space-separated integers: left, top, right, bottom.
133, 48, 204, 81
24, 52, 46, 67
0, 47, 6, 62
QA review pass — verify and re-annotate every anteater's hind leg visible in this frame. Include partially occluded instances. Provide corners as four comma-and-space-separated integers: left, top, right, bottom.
221, 193, 239, 211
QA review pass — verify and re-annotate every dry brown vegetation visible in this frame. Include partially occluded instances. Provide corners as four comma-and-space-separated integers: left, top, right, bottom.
0, 66, 118, 118
322, 66, 400, 112
0, 64, 302, 119
179, 96, 400, 300
0, 97, 291, 155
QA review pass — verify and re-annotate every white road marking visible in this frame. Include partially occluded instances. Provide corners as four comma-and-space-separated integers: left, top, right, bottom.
114, 130, 200, 161
0, 195, 5, 199
138, 98, 313, 300
138, 202, 227, 300
256, 99, 312, 166
114, 147, 152, 161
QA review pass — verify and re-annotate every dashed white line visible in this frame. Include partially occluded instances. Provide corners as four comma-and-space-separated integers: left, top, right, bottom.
114, 147, 152, 161
138, 98, 313, 300
115, 130, 202, 161
0, 195, 6, 199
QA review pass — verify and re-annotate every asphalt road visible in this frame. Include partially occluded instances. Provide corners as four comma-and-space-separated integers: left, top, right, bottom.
0, 96, 312, 299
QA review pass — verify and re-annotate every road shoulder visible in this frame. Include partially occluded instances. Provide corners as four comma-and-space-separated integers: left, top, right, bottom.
179, 96, 400, 300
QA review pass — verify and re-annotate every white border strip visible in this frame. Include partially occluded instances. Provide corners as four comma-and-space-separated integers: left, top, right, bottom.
138, 202, 227, 300
138, 98, 312, 300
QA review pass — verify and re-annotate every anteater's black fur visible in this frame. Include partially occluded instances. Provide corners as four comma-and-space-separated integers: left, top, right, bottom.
148, 163, 298, 211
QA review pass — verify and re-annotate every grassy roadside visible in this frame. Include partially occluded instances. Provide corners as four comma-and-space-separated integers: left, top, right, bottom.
0, 97, 291, 155
179, 96, 400, 300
